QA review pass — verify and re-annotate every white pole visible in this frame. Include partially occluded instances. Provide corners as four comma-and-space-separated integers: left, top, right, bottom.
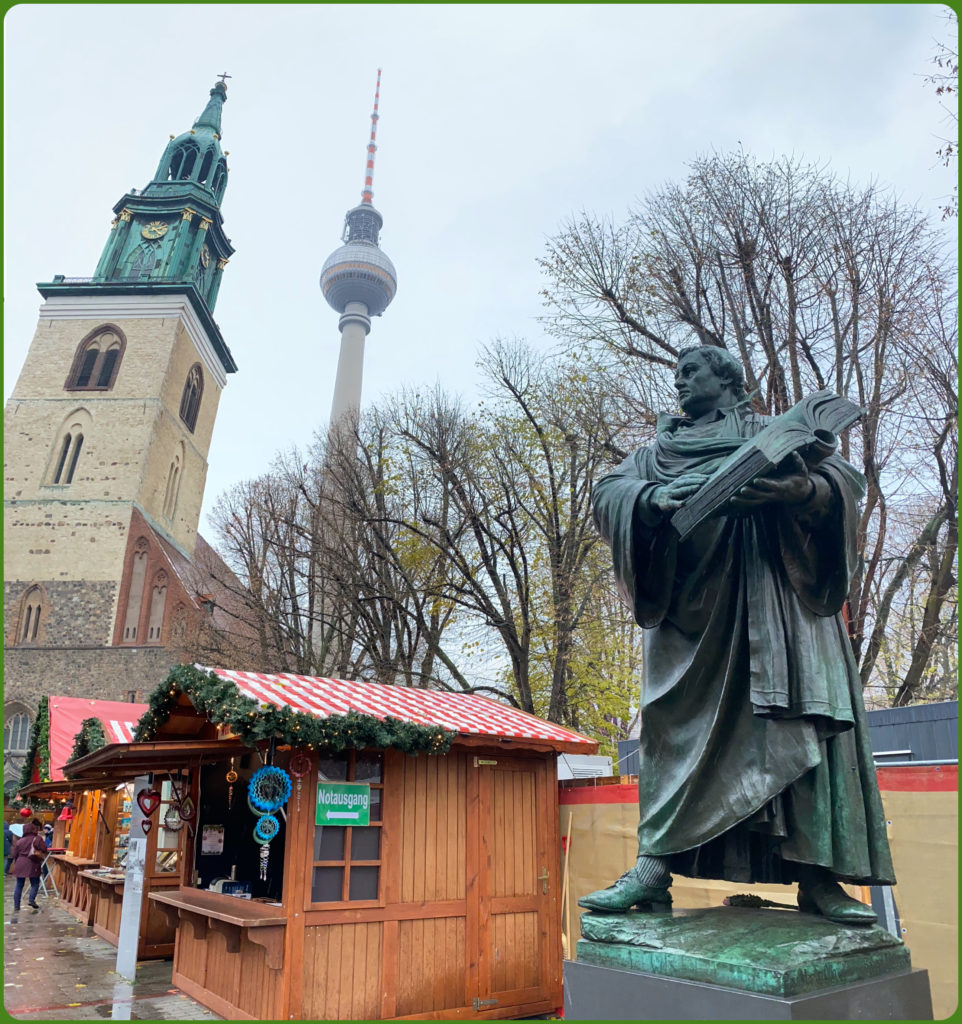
115, 774, 150, 980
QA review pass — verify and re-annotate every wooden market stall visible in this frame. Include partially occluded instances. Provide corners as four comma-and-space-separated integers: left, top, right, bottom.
13, 695, 184, 956
63, 665, 597, 1020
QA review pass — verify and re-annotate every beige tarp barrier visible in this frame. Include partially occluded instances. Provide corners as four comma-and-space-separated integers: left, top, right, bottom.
560, 779, 957, 1019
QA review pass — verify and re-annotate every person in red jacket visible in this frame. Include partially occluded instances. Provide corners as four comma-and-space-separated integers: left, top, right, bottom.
11, 819, 47, 911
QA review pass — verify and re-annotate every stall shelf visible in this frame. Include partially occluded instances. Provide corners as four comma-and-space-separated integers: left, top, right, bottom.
64, 665, 598, 1021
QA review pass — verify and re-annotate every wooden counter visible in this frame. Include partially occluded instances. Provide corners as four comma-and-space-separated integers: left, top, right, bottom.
150, 889, 286, 1021
49, 855, 100, 924
79, 871, 126, 945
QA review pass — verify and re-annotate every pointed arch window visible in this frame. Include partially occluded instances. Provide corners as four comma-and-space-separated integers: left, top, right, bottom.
125, 240, 161, 279
122, 541, 149, 642
4, 708, 32, 753
146, 571, 168, 643
3, 703, 33, 792
15, 585, 45, 645
179, 364, 204, 433
66, 326, 125, 391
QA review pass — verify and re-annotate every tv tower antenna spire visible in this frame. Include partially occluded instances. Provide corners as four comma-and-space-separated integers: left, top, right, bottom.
361, 68, 381, 205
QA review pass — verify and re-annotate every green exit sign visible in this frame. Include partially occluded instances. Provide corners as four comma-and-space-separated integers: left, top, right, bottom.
316, 782, 371, 826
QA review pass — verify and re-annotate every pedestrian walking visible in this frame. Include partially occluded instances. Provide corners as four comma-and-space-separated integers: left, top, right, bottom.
11, 818, 47, 910
3, 820, 13, 874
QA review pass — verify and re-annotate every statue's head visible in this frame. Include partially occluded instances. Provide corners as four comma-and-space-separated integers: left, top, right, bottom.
675, 345, 748, 416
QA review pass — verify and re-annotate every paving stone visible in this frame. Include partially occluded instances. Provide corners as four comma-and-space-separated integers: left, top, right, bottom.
2, 876, 220, 1020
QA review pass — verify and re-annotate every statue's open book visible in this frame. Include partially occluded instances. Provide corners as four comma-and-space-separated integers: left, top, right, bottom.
670, 391, 863, 540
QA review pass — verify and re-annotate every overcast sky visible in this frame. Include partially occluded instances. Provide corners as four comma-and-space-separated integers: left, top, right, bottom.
4, 4, 956, 539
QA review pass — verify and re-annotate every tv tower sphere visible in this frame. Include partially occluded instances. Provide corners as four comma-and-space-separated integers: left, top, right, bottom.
320, 210, 397, 317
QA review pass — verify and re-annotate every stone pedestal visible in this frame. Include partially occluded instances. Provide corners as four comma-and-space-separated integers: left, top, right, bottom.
564, 906, 933, 1020
564, 960, 932, 1020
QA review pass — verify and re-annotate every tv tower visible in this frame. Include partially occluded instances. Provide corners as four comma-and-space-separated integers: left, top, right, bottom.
320, 69, 397, 427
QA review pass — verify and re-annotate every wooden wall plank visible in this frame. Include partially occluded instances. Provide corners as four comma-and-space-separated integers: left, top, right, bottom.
381, 918, 399, 1018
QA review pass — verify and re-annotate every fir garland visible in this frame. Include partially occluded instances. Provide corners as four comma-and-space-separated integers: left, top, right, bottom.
134, 664, 456, 757
70, 717, 109, 762
17, 697, 50, 791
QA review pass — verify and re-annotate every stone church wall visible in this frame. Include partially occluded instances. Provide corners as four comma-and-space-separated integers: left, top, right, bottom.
3, 645, 179, 707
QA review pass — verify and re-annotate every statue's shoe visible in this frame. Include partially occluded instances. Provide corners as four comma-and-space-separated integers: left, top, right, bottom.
577, 871, 672, 913
797, 880, 877, 925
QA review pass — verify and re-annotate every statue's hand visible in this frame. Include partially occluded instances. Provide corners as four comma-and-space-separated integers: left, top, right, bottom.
651, 474, 709, 513
727, 452, 821, 510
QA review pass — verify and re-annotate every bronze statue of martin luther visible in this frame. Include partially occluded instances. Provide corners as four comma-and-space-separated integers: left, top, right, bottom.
580, 345, 895, 925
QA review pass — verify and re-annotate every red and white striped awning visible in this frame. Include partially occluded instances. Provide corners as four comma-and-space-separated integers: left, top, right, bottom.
48, 696, 147, 781
201, 668, 597, 753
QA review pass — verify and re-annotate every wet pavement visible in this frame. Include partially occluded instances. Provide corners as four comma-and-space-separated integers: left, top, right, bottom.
3, 876, 220, 1020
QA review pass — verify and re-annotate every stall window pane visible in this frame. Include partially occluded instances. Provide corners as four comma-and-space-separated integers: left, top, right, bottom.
317, 755, 348, 781
351, 826, 380, 860
311, 866, 343, 902
313, 826, 345, 861
354, 751, 383, 783
369, 788, 382, 822
349, 866, 379, 901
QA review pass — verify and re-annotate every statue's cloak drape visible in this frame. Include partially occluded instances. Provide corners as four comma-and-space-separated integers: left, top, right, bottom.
593, 405, 895, 885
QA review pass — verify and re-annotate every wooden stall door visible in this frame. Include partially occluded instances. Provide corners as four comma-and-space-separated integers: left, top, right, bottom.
476, 756, 555, 1015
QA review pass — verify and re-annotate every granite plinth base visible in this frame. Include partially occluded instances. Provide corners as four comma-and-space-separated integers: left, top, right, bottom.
563, 960, 933, 1020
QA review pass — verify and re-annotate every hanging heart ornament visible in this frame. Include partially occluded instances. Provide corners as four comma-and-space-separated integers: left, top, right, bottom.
141, 818, 153, 835
136, 788, 161, 817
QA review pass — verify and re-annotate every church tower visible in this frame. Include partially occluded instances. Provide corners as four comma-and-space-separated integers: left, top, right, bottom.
3, 79, 240, 775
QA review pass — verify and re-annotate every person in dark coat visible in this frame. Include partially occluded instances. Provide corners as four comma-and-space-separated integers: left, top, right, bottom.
3, 820, 13, 874
11, 819, 47, 910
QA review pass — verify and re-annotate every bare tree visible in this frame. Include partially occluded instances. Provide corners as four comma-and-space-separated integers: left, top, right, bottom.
539, 152, 958, 705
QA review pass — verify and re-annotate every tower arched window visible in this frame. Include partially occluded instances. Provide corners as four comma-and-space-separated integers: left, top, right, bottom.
65, 326, 125, 391
211, 160, 228, 202
168, 141, 199, 181
179, 364, 204, 433
163, 444, 185, 519
14, 585, 45, 645
197, 148, 214, 185
50, 428, 83, 484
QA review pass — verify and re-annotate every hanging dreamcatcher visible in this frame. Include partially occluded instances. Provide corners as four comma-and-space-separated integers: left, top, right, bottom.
289, 752, 311, 811
247, 765, 291, 881
248, 766, 292, 812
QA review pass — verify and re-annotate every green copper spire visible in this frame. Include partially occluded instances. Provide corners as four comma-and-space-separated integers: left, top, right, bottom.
192, 81, 226, 135
87, 77, 237, 322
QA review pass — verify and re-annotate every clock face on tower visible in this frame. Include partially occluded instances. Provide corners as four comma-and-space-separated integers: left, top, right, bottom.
141, 220, 169, 240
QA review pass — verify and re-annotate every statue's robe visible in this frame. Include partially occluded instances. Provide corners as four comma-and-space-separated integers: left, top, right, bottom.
593, 403, 895, 885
